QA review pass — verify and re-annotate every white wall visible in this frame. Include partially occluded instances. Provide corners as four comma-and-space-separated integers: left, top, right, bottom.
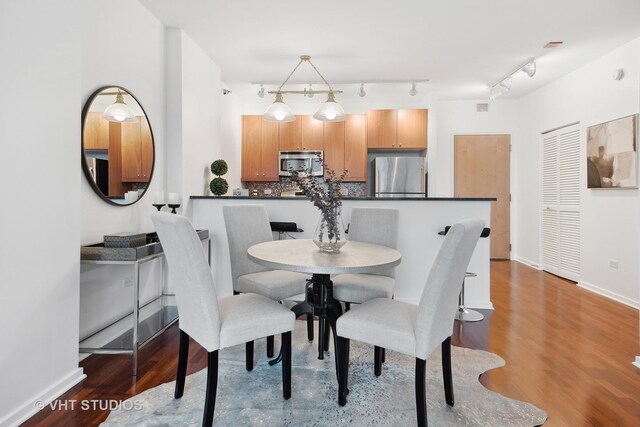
515, 37, 640, 307
0, 1, 84, 425
165, 29, 223, 217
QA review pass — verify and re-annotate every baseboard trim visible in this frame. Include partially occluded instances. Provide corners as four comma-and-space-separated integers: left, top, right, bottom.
577, 280, 640, 310
0, 368, 86, 427
513, 256, 541, 270
394, 297, 494, 311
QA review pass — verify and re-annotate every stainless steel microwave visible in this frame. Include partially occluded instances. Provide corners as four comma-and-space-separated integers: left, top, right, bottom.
279, 151, 324, 177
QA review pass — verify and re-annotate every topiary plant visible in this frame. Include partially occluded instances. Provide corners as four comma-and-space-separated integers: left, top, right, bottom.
210, 159, 229, 196
209, 177, 229, 196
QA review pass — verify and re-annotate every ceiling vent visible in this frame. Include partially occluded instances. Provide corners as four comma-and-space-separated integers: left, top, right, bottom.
477, 103, 489, 113
543, 41, 563, 48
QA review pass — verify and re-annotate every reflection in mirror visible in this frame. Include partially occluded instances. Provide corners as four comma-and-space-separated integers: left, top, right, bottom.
82, 86, 155, 206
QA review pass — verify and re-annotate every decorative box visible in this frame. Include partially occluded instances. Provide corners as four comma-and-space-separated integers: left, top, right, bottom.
104, 232, 147, 248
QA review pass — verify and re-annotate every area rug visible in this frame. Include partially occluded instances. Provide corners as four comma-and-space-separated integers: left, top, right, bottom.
102, 321, 547, 426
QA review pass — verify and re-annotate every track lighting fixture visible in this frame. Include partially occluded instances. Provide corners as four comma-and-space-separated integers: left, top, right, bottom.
257, 84, 265, 98
358, 83, 366, 97
488, 57, 537, 100
409, 82, 418, 96
305, 84, 315, 98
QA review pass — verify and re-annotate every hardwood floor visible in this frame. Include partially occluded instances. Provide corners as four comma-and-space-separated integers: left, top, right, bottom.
24, 261, 640, 426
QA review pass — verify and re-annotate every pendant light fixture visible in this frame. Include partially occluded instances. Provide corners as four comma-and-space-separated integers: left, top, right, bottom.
102, 91, 138, 123
262, 55, 345, 122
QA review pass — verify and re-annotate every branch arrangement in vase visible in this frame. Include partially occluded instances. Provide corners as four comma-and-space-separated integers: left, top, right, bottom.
290, 159, 348, 251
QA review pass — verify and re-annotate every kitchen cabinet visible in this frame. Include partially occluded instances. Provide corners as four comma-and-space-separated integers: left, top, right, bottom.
344, 114, 367, 181
397, 109, 427, 149
323, 115, 367, 182
300, 115, 324, 150
83, 112, 109, 150
242, 116, 280, 182
121, 117, 152, 182
367, 109, 427, 149
278, 118, 302, 151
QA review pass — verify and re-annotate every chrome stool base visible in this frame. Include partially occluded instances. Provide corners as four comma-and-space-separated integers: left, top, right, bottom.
455, 272, 483, 322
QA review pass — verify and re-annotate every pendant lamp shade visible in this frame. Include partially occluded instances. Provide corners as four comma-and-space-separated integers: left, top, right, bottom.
102, 92, 138, 123
313, 91, 346, 122
263, 92, 296, 122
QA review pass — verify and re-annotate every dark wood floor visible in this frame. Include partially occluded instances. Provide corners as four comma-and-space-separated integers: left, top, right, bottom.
24, 261, 640, 426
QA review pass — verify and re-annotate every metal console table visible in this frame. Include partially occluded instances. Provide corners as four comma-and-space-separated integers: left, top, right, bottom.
80, 230, 211, 376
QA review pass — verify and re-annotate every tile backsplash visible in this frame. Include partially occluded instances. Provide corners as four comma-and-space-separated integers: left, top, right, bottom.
244, 178, 367, 198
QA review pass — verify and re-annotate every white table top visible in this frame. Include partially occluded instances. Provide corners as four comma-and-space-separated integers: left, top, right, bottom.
247, 239, 401, 275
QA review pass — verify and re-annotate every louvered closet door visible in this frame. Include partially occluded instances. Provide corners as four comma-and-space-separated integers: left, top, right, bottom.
542, 133, 560, 275
541, 125, 581, 282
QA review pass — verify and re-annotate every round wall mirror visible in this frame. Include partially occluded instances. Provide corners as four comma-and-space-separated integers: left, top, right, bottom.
81, 86, 155, 206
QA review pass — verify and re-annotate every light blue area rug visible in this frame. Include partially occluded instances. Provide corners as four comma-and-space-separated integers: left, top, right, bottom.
102, 321, 547, 426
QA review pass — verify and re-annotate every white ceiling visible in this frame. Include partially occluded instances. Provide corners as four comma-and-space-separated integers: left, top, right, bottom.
140, 0, 640, 100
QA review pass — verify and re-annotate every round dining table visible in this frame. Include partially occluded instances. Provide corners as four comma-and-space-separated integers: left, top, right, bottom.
247, 239, 401, 376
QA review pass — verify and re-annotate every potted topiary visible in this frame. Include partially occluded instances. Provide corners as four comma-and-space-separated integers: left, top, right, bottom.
209, 159, 229, 196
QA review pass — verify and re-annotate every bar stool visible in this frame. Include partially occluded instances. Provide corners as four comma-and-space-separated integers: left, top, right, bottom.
455, 272, 484, 322
438, 226, 491, 323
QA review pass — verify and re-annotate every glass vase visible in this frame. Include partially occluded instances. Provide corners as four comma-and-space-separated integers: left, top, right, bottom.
313, 208, 347, 253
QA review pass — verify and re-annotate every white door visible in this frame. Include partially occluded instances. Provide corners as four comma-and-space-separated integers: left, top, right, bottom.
541, 124, 581, 282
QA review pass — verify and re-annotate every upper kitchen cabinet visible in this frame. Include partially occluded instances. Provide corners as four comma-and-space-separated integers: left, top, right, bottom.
323, 115, 367, 182
242, 115, 280, 182
278, 118, 302, 150
300, 115, 324, 150
121, 117, 153, 183
367, 108, 427, 149
344, 114, 367, 181
83, 112, 110, 150
397, 109, 427, 149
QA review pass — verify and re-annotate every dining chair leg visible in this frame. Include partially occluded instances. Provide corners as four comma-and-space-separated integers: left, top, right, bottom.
442, 336, 454, 406
202, 350, 219, 427
245, 341, 254, 372
374, 346, 383, 376
306, 314, 314, 341
344, 302, 351, 312
175, 330, 189, 399
267, 335, 274, 358
337, 336, 350, 406
415, 357, 428, 427
282, 331, 292, 399
381, 348, 386, 364
323, 319, 330, 351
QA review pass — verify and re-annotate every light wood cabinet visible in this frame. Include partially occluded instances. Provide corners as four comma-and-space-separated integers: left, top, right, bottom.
241, 116, 280, 182
84, 112, 109, 150
397, 109, 427, 149
120, 118, 152, 183
367, 109, 427, 149
278, 119, 302, 151
344, 114, 367, 181
300, 115, 324, 150
323, 115, 367, 182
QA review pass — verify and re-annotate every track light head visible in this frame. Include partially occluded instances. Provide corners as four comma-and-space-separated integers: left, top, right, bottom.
257, 84, 265, 98
498, 76, 512, 91
409, 82, 418, 96
522, 61, 536, 78
358, 83, 366, 97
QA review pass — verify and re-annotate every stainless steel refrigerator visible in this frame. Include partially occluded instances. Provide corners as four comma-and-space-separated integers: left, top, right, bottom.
373, 157, 427, 198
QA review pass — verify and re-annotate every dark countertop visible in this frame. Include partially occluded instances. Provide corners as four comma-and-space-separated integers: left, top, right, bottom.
191, 195, 496, 201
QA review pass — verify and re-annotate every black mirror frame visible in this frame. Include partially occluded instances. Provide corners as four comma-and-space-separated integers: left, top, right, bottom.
81, 85, 156, 207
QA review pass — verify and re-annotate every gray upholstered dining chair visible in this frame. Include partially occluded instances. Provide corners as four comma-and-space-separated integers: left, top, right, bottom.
336, 219, 484, 427
223, 205, 313, 360
151, 212, 295, 427
332, 207, 399, 371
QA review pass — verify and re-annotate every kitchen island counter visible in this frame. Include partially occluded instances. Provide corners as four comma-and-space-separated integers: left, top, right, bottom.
191, 196, 493, 309
191, 195, 496, 201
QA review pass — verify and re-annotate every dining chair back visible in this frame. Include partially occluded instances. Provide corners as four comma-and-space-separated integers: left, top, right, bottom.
347, 207, 399, 277
414, 219, 485, 359
223, 204, 273, 287
152, 212, 220, 352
